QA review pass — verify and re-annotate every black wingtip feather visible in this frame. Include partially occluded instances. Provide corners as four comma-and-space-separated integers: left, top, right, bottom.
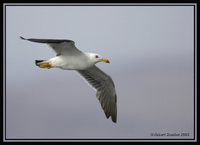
20, 36, 26, 40
112, 116, 117, 123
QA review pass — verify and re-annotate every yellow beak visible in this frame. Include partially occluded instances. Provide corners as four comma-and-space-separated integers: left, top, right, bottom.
100, 58, 110, 63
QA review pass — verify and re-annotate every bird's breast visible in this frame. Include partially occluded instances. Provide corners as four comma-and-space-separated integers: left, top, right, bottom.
55, 56, 93, 70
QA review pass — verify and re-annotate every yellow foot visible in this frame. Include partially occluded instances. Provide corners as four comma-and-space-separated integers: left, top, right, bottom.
38, 63, 52, 69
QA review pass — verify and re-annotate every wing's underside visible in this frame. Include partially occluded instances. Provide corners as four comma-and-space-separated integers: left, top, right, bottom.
78, 66, 117, 123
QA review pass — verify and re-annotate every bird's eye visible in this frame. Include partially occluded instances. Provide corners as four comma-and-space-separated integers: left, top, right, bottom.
95, 55, 99, 58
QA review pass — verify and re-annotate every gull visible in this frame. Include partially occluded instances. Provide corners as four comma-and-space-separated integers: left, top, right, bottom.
20, 36, 117, 123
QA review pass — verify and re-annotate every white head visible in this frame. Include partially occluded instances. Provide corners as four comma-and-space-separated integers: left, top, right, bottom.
87, 53, 110, 64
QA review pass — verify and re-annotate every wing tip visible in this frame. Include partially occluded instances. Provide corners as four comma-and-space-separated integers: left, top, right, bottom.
106, 112, 117, 123
111, 114, 117, 123
112, 119, 117, 123
20, 36, 26, 40
100, 99, 117, 123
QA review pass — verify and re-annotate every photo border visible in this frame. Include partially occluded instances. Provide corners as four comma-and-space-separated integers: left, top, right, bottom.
3, 3, 197, 142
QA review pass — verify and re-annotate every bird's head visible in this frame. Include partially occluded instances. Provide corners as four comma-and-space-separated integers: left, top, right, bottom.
88, 53, 110, 64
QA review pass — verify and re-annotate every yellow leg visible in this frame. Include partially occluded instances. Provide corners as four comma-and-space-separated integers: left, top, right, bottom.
38, 63, 52, 69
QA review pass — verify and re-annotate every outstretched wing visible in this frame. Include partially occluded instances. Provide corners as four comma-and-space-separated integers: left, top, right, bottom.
78, 66, 117, 123
20, 36, 82, 56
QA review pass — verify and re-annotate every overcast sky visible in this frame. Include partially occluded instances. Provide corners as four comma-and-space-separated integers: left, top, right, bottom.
5, 5, 195, 140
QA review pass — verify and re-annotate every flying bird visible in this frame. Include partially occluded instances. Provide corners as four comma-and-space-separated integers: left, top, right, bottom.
20, 36, 117, 123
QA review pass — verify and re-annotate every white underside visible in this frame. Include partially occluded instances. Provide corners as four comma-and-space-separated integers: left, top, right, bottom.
48, 55, 94, 70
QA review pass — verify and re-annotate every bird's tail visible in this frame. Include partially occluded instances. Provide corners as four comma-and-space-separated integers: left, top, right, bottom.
35, 60, 52, 69
35, 60, 45, 66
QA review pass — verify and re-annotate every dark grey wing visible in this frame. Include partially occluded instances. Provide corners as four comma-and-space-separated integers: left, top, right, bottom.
20, 36, 82, 56
78, 66, 117, 123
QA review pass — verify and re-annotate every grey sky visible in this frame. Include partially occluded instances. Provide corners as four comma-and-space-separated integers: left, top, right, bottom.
5, 5, 194, 139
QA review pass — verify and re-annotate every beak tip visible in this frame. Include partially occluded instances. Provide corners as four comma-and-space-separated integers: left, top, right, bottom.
101, 58, 110, 63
